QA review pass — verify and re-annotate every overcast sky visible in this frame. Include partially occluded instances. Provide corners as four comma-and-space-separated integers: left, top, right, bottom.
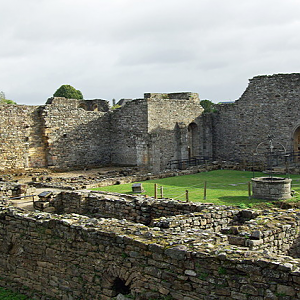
1, 0, 300, 105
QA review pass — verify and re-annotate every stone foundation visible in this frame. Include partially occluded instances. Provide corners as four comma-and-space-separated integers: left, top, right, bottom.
1, 192, 300, 299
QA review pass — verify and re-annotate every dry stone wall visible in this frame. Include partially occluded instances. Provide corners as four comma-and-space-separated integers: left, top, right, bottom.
1, 200, 300, 299
48, 191, 240, 225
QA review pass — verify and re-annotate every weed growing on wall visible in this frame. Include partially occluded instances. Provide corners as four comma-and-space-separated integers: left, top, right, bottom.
0, 287, 31, 300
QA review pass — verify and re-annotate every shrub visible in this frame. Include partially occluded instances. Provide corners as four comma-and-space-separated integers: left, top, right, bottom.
53, 85, 83, 99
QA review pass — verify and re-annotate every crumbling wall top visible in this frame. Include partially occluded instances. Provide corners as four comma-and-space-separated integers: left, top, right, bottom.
144, 92, 199, 102
46, 97, 110, 112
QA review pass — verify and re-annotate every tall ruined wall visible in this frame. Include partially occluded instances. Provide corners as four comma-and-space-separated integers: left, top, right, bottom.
198, 113, 214, 159
212, 73, 300, 162
146, 93, 204, 173
110, 99, 149, 167
42, 98, 111, 169
0, 105, 46, 170
0, 98, 112, 171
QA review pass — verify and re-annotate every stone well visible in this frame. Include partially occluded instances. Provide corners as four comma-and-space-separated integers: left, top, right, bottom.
251, 177, 292, 200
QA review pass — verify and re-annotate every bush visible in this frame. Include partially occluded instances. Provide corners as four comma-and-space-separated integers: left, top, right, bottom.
200, 99, 216, 113
0, 91, 16, 105
53, 85, 83, 99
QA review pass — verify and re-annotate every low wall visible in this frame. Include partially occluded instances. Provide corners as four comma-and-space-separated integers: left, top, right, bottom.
1, 204, 300, 299
47, 192, 300, 256
48, 191, 239, 225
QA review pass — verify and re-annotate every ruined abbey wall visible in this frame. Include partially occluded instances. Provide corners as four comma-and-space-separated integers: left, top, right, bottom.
109, 93, 204, 173
213, 73, 300, 162
110, 99, 149, 167
0, 98, 112, 171
0, 105, 46, 170
1, 197, 300, 299
1, 73, 300, 172
146, 93, 203, 173
42, 98, 111, 169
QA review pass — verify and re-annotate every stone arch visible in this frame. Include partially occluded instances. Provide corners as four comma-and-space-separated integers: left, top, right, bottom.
93, 104, 98, 111
292, 125, 300, 163
292, 124, 300, 152
101, 265, 136, 298
78, 103, 87, 110
187, 122, 199, 158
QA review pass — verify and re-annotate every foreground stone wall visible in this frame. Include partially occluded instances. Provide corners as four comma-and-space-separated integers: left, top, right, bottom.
49, 191, 300, 257
1, 201, 300, 299
48, 191, 239, 225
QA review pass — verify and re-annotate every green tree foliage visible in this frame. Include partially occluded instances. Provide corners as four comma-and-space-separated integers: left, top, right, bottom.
200, 99, 215, 113
53, 85, 83, 99
0, 91, 16, 104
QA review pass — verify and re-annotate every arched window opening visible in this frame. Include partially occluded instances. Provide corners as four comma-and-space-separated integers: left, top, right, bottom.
294, 126, 300, 152
112, 278, 131, 296
78, 103, 87, 110
293, 126, 300, 163
188, 122, 199, 158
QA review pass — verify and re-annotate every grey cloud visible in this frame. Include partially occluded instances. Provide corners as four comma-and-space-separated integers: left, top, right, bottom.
1, 0, 300, 105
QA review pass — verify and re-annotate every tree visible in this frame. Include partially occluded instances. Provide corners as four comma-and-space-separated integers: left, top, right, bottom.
200, 99, 216, 113
53, 85, 83, 99
0, 91, 16, 104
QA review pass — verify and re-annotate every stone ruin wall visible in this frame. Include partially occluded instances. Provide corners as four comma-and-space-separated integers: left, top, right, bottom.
212, 73, 300, 163
2, 73, 300, 173
0, 105, 46, 170
110, 98, 149, 167
146, 92, 204, 173
2, 194, 300, 299
0, 98, 111, 172
110, 92, 204, 173
0, 93, 205, 173
42, 98, 111, 169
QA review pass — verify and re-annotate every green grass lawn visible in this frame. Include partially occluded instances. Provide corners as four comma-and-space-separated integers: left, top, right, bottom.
92, 170, 300, 207
0, 287, 31, 300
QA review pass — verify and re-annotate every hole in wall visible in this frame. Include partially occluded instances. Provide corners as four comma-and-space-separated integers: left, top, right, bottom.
112, 278, 130, 296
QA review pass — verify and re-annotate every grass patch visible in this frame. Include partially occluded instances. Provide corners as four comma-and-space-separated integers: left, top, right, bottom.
0, 287, 31, 300
92, 170, 300, 207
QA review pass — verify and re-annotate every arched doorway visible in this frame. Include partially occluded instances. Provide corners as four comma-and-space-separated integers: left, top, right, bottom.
187, 122, 199, 159
78, 103, 87, 110
293, 126, 300, 155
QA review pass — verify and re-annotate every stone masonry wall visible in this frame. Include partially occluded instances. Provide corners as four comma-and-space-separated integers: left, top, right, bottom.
48, 191, 300, 257
0, 105, 46, 170
1, 204, 300, 299
212, 73, 300, 162
42, 98, 111, 169
110, 99, 149, 167
146, 93, 204, 173
49, 191, 238, 226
